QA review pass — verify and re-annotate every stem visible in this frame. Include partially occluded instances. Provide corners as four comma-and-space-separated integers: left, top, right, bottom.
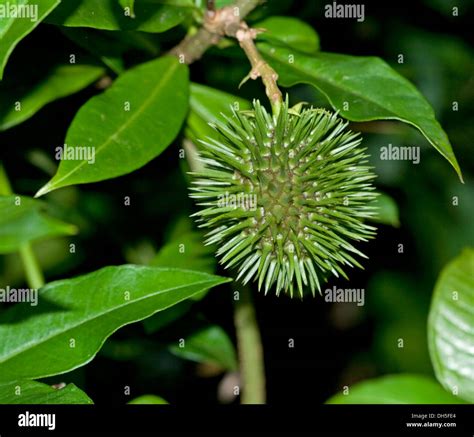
169, 0, 261, 64
233, 284, 266, 404
169, 0, 282, 114
0, 163, 45, 289
235, 26, 283, 115
19, 245, 45, 290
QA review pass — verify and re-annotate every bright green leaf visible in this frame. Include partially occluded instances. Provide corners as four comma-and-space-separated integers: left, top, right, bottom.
429, 248, 474, 403
0, 380, 93, 404
369, 193, 400, 227
326, 374, 467, 404
0, 64, 104, 131
0, 265, 230, 383
255, 16, 319, 53
259, 43, 463, 181
0, 196, 77, 254
187, 82, 251, 143
36, 56, 189, 196
0, 0, 61, 80
46, 0, 194, 32
170, 324, 237, 371
128, 394, 168, 404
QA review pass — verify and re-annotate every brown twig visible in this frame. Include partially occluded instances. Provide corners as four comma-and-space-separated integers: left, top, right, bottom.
235, 24, 282, 114
168, 0, 260, 64
169, 0, 283, 114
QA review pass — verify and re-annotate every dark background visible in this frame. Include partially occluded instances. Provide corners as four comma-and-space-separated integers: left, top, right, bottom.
0, 0, 473, 404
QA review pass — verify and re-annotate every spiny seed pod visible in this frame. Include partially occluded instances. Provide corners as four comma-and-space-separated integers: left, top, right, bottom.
190, 98, 377, 298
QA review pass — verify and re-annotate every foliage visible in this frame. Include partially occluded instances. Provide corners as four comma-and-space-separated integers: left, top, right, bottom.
0, 0, 471, 405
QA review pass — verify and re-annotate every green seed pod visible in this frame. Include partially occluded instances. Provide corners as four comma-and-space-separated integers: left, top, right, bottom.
190, 98, 377, 298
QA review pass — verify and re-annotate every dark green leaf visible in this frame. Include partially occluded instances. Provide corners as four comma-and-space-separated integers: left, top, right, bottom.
150, 230, 215, 273
144, 217, 215, 333
143, 301, 192, 334
368, 272, 431, 374
36, 56, 189, 196
62, 28, 160, 74
0, 265, 230, 383
0, 64, 104, 131
46, 0, 194, 32
62, 28, 126, 74
0, 380, 93, 404
0, 196, 77, 254
326, 374, 466, 404
429, 248, 474, 402
101, 338, 156, 361
170, 324, 237, 371
119, 0, 136, 18
259, 43, 463, 181
255, 16, 319, 53
369, 193, 400, 227
0, 0, 60, 80
150, 230, 213, 298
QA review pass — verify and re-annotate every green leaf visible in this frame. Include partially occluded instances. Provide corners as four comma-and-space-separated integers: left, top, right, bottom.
36, 56, 189, 196
144, 217, 215, 333
428, 248, 474, 403
62, 28, 160, 74
187, 82, 251, 143
170, 324, 237, 371
0, 265, 230, 383
46, 0, 194, 32
0, 0, 61, 80
259, 43, 463, 182
150, 231, 215, 274
255, 16, 319, 53
326, 374, 466, 404
0, 380, 93, 404
369, 193, 400, 227
0, 64, 104, 131
119, 0, 136, 18
149, 230, 214, 300
128, 394, 168, 404
368, 272, 431, 374
0, 196, 77, 254
62, 28, 125, 74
